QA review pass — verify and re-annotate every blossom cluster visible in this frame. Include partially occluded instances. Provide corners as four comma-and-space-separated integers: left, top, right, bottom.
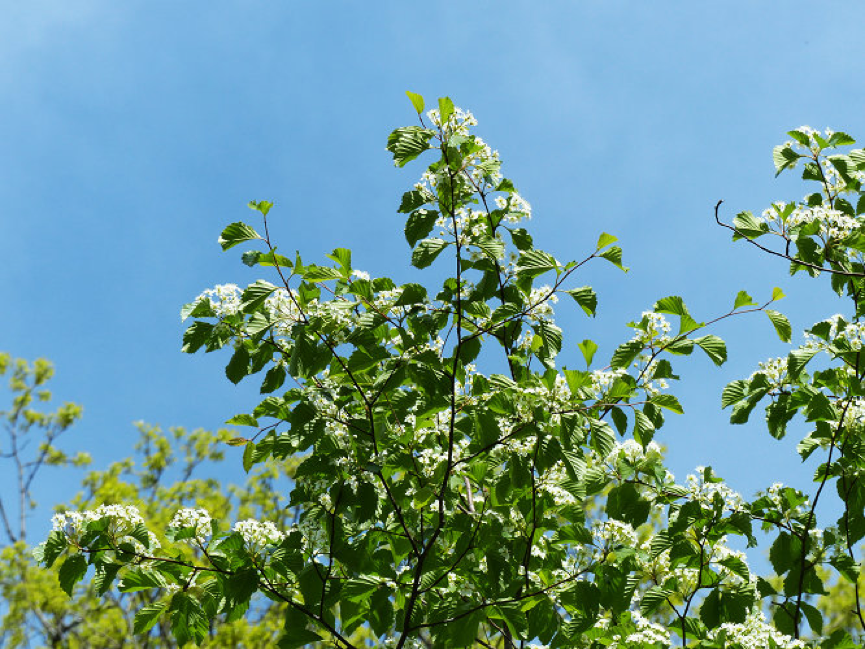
232, 519, 285, 552
168, 507, 212, 544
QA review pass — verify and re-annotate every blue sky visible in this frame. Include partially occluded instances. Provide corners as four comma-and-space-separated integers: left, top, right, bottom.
2, 2, 865, 553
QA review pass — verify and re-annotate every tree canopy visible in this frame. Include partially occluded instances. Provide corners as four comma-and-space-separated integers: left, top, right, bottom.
25, 95, 865, 647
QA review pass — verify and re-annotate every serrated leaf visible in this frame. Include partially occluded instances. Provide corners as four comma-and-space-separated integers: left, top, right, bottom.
732, 211, 769, 239
278, 629, 324, 649
303, 265, 344, 282
733, 290, 757, 309
386, 126, 435, 167
118, 568, 169, 592
565, 286, 597, 317
516, 249, 558, 278
36, 531, 67, 568
598, 246, 628, 271
241, 280, 278, 313
226, 413, 259, 427
577, 339, 598, 367
694, 335, 727, 366
226, 346, 250, 384
765, 309, 792, 343
243, 442, 255, 473
651, 394, 683, 414
611, 340, 643, 370
596, 232, 617, 250
405, 90, 424, 114
438, 96, 454, 124
248, 200, 274, 216
476, 235, 505, 260
721, 379, 747, 408
58, 554, 87, 596
242, 250, 292, 268
510, 227, 532, 251
134, 602, 168, 634
640, 586, 673, 616
219, 222, 261, 251
654, 296, 689, 316
719, 556, 750, 581
411, 238, 449, 268
404, 209, 438, 247
772, 144, 801, 176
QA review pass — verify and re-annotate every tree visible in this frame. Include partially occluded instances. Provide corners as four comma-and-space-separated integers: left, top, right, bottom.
0, 354, 371, 646
36, 95, 865, 647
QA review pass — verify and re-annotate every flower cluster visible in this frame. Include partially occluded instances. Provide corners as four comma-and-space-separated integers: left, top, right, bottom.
685, 467, 745, 511
710, 608, 806, 648
52, 504, 158, 553
749, 355, 788, 385
52, 504, 144, 536
168, 508, 212, 544
193, 283, 242, 318
232, 519, 285, 552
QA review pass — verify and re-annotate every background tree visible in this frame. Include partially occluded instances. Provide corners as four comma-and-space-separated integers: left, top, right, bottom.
0, 354, 372, 647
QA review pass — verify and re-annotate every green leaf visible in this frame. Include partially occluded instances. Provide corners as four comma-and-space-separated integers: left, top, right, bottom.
386, 126, 435, 167
227, 413, 258, 427
343, 575, 381, 602
732, 211, 769, 239
577, 339, 598, 367
411, 238, 449, 269
800, 601, 823, 636
226, 346, 250, 384
118, 568, 168, 592
516, 249, 558, 278
654, 296, 688, 316
260, 365, 286, 394
694, 335, 727, 366
241, 280, 278, 313
734, 290, 757, 309
772, 286, 785, 301
248, 200, 274, 217
640, 586, 673, 616
278, 629, 324, 649
243, 442, 255, 473
303, 265, 344, 281
565, 286, 597, 317
772, 144, 801, 176
765, 309, 792, 343
611, 340, 643, 370
651, 394, 683, 414
510, 227, 533, 251
36, 531, 67, 568
219, 222, 262, 251
598, 245, 628, 272
721, 379, 746, 408
242, 250, 292, 268
169, 593, 208, 646
438, 96, 454, 124
596, 232, 617, 250
134, 602, 168, 634
58, 554, 87, 596
404, 209, 438, 247
399, 190, 427, 214
476, 235, 505, 260
405, 90, 424, 114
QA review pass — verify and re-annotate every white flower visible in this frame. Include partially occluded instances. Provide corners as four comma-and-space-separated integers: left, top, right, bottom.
168, 508, 212, 544
194, 284, 242, 318
233, 519, 285, 551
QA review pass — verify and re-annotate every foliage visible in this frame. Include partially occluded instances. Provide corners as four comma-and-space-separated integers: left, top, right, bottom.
34, 98, 865, 647
0, 355, 371, 646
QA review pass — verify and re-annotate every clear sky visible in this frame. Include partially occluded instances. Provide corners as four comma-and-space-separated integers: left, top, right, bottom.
2, 2, 865, 555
